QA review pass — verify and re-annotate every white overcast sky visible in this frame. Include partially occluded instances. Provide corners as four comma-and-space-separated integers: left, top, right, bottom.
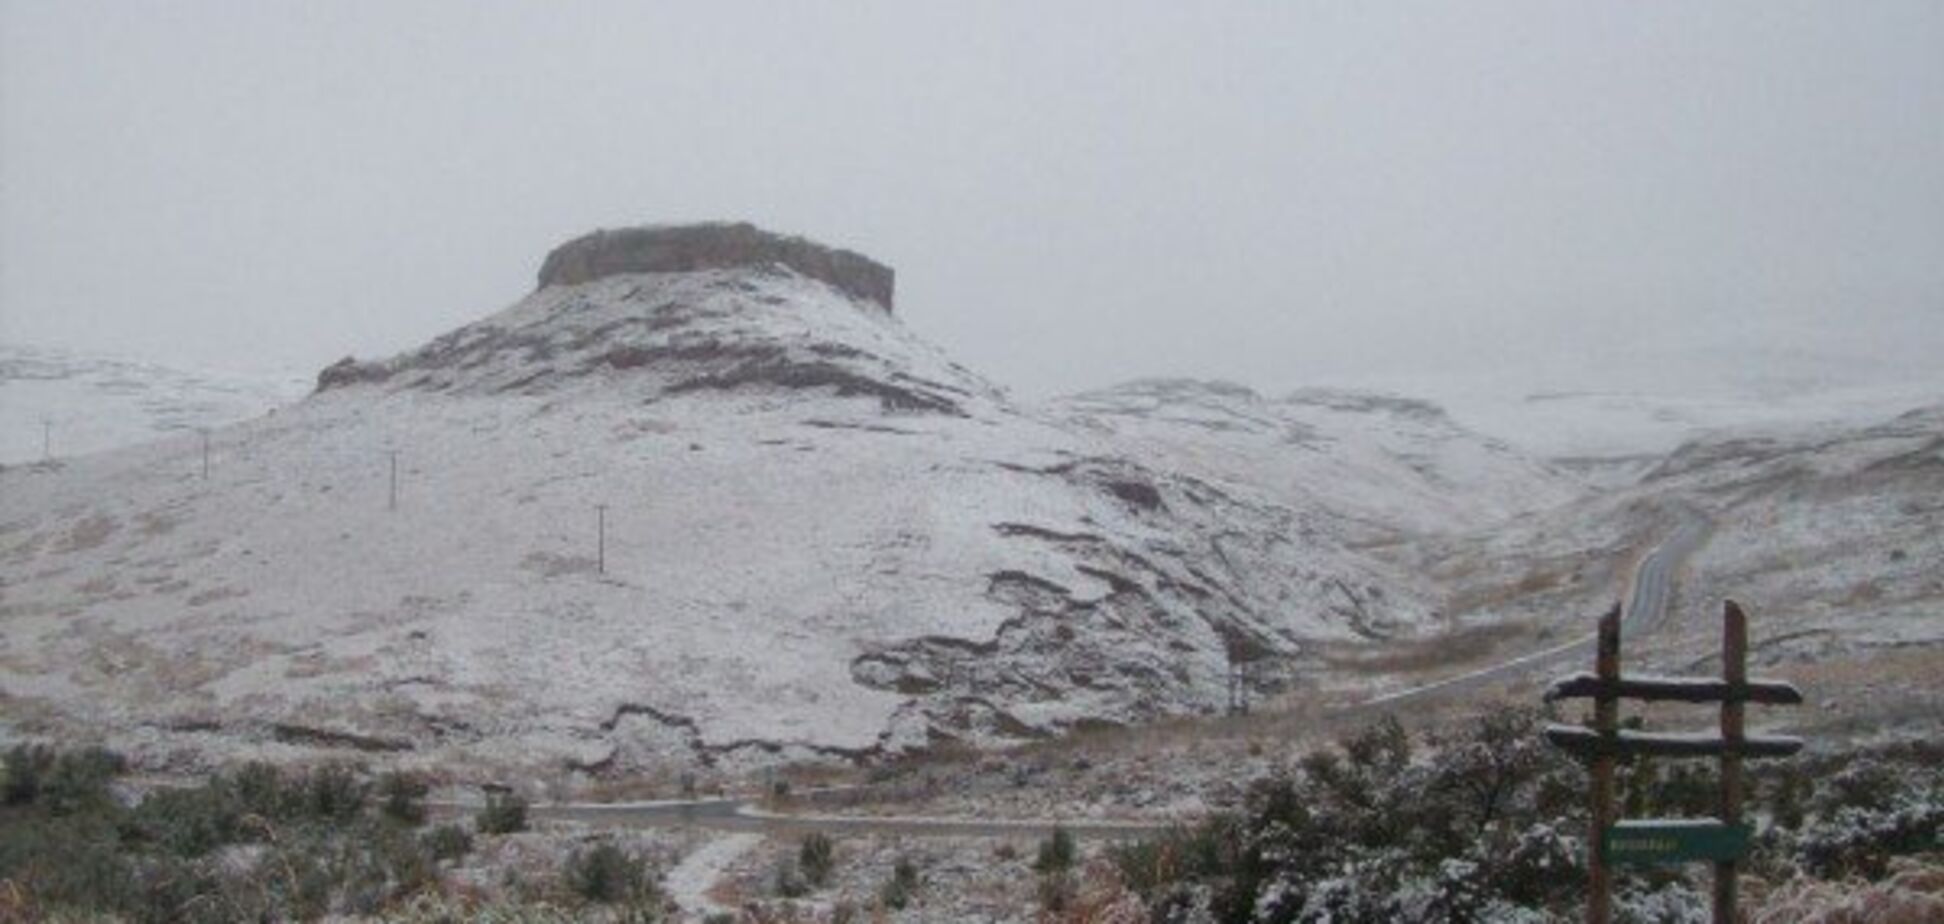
2, 1, 1940, 399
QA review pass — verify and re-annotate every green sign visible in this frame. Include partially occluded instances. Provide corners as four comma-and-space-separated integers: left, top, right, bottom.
1603, 820, 1748, 865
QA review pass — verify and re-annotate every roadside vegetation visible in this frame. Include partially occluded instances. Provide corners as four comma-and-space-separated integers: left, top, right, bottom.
1102, 709, 1942, 922
0, 746, 667, 922
2, 711, 1937, 922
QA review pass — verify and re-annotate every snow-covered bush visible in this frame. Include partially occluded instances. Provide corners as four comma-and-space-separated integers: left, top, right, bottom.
1111, 711, 1939, 923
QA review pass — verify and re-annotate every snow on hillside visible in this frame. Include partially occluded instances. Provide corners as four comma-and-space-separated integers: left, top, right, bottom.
1445, 381, 1944, 464
0, 343, 305, 465
1055, 379, 1584, 540
3, 238, 1550, 776
1400, 400, 1944, 707
1632, 404, 1944, 664
1350, 346, 1944, 466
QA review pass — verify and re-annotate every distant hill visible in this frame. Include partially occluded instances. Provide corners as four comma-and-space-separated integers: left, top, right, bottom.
0, 343, 305, 465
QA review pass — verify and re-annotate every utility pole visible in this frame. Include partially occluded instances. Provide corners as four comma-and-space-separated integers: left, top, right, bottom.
388, 449, 399, 511
596, 503, 608, 574
200, 429, 211, 479
41, 418, 52, 460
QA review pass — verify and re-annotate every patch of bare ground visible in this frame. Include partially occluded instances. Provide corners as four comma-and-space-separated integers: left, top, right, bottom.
53, 513, 117, 553
1760, 647, 1944, 742
1314, 619, 1532, 677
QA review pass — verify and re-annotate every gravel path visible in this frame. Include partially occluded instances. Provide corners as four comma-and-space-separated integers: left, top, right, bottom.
664, 831, 762, 920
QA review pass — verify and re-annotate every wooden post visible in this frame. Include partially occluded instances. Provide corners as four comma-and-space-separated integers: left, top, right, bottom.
1545, 598, 1801, 918
201, 429, 211, 480
1589, 602, 1621, 924
1715, 601, 1747, 923
388, 450, 399, 511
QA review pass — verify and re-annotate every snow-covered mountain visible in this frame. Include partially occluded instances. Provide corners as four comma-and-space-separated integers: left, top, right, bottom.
0, 344, 305, 465
3, 224, 1569, 776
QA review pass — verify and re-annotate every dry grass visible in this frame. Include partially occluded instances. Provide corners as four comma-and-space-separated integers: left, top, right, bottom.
1039, 860, 1149, 923
52, 514, 118, 554
1315, 620, 1531, 677
1748, 856, 1944, 924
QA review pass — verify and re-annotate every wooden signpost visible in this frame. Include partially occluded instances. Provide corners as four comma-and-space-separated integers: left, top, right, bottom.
1543, 600, 1803, 924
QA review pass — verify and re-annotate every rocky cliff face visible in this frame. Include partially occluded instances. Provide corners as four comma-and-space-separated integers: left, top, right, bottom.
535, 222, 894, 311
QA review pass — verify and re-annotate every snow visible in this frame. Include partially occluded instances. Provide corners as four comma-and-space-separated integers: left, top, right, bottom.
4, 265, 1554, 773
1056, 379, 1585, 538
663, 831, 761, 918
14, 259, 1926, 776
0, 343, 306, 465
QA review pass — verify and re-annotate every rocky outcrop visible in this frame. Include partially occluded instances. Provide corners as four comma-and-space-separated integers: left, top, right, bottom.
536, 222, 895, 311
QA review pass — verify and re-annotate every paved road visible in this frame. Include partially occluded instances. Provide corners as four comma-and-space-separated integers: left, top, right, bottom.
516, 796, 1173, 840
1355, 509, 1710, 710
496, 511, 1710, 841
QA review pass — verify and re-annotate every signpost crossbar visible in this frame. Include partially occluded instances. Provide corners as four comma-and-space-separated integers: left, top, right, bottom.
1542, 725, 1804, 759
1543, 598, 1803, 924
1544, 673, 1802, 705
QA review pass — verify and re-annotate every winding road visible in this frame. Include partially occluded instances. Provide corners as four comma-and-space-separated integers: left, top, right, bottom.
512, 512, 1712, 834
476, 509, 1713, 919
1357, 508, 1711, 710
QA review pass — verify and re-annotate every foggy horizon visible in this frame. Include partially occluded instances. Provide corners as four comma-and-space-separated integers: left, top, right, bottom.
4, 2, 1940, 402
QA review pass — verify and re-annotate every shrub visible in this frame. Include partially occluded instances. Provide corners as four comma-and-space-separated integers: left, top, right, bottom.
880, 855, 919, 910
387, 824, 439, 900
563, 842, 653, 905
1035, 826, 1077, 874
380, 771, 430, 826
1110, 821, 1234, 897
3, 744, 125, 815
421, 823, 473, 862
476, 790, 529, 834
799, 832, 835, 888
229, 761, 294, 822
0, 813, 139, 914
1037, 870, 1077, 914
772, 855, 809, 898
128, 783, 241, 857
302, 763, 367, 823
0, 743, 44, 805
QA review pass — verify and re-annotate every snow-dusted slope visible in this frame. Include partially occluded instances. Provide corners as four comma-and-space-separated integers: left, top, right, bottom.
1407, 402, 1944, 684
0, 344, 305, 465
1446, 382, 1944, 465
1634, 405, 1944, 663
2, 231, 1475, 775
1056, 379, 1584, 540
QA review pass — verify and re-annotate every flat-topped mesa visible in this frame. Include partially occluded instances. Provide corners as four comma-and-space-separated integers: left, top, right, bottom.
536, 222, 895, 312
